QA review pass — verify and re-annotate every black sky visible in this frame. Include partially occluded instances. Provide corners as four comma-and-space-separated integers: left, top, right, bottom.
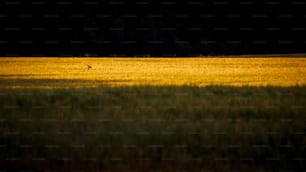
0, 0, 305, 56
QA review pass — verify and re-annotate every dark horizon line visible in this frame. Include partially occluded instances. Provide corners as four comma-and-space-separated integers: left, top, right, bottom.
1, 53, 306, 58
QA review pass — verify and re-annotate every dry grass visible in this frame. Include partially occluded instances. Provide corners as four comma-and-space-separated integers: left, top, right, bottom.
0, 57, 305, 171
0, 86, 305, 171
0, 57, 305, 88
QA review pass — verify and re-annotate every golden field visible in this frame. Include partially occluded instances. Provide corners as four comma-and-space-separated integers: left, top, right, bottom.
0, 57, 306, 171
0, 57, 305, 88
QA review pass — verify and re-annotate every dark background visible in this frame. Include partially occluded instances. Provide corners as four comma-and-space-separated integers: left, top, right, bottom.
0, 0, 305, 57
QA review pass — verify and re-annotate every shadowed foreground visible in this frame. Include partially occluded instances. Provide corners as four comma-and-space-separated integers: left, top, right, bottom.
0, 86, 305, 171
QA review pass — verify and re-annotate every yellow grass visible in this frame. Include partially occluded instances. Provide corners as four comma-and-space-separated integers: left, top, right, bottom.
0, 57, 305, 88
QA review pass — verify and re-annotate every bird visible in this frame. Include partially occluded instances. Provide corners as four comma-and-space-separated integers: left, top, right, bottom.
87, 64, 92, 70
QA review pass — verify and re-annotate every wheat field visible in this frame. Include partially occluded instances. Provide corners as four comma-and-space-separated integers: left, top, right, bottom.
0, 57, 305, 88
0, 57, 306, 171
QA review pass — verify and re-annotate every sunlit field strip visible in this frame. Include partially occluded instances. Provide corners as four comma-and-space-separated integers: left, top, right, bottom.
0, 57, 305, 88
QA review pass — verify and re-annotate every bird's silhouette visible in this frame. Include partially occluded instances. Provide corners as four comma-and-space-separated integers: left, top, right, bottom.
87, 64, 92, 70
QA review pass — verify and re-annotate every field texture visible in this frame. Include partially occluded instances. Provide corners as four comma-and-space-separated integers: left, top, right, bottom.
0, 57, 306, 171
0, 57, 305, 88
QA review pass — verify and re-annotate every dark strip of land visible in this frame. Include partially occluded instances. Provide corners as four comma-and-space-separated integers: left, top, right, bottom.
0, 86, 305, 171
